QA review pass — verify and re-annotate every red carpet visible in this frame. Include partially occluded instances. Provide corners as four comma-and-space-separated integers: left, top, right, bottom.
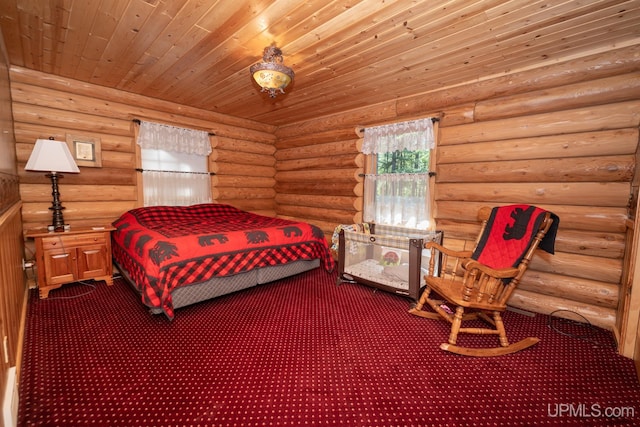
19, 268, 640, 426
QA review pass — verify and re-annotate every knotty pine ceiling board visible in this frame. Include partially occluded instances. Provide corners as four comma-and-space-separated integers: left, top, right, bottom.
0, 0, 639, 127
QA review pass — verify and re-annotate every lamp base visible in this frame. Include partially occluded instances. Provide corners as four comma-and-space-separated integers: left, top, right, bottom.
46, 172, 68, 232
48, 224, 70, 232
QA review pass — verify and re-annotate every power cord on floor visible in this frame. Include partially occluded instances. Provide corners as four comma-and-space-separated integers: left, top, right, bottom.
40, 281, 98, 300
547, 309, 616, 348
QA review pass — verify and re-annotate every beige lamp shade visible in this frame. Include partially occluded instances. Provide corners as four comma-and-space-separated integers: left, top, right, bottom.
25, 139, 80, 173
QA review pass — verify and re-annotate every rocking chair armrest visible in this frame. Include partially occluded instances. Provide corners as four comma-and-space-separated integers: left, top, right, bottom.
462, 259, 520, 279
424, 241, 473, 259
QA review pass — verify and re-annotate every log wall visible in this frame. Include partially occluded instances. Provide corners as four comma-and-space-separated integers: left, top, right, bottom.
212, 136, 277, 213
11, 67, 278, 238
275, 129, 365, 235
274, 45, 640, 331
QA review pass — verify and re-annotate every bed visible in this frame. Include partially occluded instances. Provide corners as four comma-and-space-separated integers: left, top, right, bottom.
111, 203, 334, 319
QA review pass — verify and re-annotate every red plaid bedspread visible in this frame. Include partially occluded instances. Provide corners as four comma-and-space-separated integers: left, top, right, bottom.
111, 204, 334, 318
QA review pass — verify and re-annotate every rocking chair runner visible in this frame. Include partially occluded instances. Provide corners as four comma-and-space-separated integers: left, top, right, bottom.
409, 204, 558, 357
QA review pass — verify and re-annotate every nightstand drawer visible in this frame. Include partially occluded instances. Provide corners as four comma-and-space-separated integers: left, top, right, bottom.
41, 232, 107, 250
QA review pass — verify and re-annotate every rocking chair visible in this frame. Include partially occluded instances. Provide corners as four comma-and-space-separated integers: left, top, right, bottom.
409, 204, 558, 357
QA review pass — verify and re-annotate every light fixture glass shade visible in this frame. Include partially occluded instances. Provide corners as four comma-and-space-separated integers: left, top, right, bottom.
250, 45, 294, 98
25, 139, 80, 173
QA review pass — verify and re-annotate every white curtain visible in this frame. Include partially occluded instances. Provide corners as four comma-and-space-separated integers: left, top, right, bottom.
363, 173, 430, 229
361, 117, 434, 154
137, 121, 212, 207
362, 118, 435, 229
138, 121, 211, 155
141, 170, 211, 207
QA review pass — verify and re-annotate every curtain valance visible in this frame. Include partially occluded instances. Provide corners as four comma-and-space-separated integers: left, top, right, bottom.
137, 121, 212, 156
361, 117, 435, 154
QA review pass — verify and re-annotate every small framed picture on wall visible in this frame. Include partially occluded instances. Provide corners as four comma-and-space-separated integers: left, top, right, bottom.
66, 134, 102, 167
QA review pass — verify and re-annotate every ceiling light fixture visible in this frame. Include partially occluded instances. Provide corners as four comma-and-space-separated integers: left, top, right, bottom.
250, 45, 294, 98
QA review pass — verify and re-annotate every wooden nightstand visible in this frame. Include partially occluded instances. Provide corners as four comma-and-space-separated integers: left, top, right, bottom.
26, 225, 115, 298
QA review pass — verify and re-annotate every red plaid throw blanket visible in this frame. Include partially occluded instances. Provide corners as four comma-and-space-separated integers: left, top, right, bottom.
111, 204, 334, 318
471, 204, 558, 269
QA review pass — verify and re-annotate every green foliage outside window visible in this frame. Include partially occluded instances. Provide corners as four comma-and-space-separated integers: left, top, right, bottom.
377, 149, 430, 174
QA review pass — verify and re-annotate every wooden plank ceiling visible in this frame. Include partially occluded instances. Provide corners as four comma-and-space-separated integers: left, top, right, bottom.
1, 0, 639, 127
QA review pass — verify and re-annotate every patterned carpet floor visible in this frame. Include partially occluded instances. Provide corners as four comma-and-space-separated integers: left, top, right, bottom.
18, 268, 640, 426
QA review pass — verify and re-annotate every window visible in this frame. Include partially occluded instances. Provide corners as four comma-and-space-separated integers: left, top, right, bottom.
362, 118, 436, 229
136, 121, 212, 207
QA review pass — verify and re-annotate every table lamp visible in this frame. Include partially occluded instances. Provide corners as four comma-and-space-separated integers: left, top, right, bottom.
25, 137, 80, 232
